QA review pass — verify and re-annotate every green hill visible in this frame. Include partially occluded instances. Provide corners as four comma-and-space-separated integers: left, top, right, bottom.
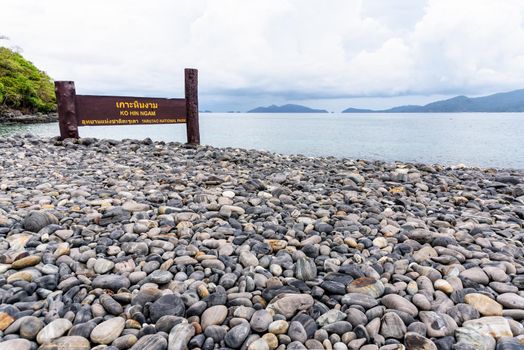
0, 47, 56, 113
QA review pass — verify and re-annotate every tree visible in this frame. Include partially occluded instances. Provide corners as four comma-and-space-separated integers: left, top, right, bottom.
0, 47, 56, 113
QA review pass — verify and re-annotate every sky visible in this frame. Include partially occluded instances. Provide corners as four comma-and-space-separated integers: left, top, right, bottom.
2, 0, 524, 112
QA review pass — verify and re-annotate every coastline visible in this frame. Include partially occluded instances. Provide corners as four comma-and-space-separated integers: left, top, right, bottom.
0, 135, 523, 349
0, 108, 58, 124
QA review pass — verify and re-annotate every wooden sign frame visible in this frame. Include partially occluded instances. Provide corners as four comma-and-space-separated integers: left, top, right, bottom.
54, 68, 200, 144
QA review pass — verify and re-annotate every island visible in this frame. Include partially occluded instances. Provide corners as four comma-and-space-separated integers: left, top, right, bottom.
342, 89, 524, 113
248, 104, 328, 113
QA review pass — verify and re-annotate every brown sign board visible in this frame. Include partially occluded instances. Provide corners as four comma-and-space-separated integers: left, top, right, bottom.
75, 95, 187, 126
54, 68, 200, 144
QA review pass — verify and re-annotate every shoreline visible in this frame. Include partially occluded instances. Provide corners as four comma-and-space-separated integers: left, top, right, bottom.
0, 135, 523, 349
0, 108, 58, 125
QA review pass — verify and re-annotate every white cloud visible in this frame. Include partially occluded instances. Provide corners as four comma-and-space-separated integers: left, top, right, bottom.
1, 0, 524, 110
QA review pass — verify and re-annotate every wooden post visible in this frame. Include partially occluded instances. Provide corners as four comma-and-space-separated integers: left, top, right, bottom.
185, 68, 200, 145
54, 81, 79, 140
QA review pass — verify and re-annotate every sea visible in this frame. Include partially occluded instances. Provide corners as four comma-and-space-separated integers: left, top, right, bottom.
1, 113, 523, 169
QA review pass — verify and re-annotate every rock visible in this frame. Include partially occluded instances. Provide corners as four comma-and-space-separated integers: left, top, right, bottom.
248, 338, 270, 350
0, 312, 14, 331
495, 338, 524, 350
204, 325, 227, 342
150, 294, 186, 322
94, 258, 114, 274
262, 333, 279, 350
23, 211, 58, 232
380, 294, 418, 317
464, 293, 503, 316
250, 309, 273, 332
446, 303, 480, 325
168, 323, 195, 350
418, 311, 457, 337
201, 305, 227, 330
131, 334, 167, 350
37, 318, 73, 344
122, 200, 150, 212
455, 326, 496, 350
112, 334, 138, 349
92, 274, 130, 291
295, 257, 317, 281
225, 322, 251, 348
347, 277, 385, 298
496, 293, 524, 309
288, 321, 308, 343
317, 309, 347, 327
100, 294, 123, 315
462, 316, 512, 339
413, 246, 438, 263
11, 255, 41, 269
380, 312, 406, 339
239, 251, 259, 267
20, 316, 44, 339
404, 332, 437, 350
147, 270, 173, 284
460, 268, 489, 285
40, 336, 91, 350
267, 293, 314, 319
268, 320, 289, 334
90, 317, 125, 344
434, 279, 454, 294
342, 293, 379, 309
0, 339, 32, 350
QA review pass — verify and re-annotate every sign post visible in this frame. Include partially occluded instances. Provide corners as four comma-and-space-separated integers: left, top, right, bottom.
55, 81, 79, 139
185, 68, 200, 145
54, 69, 199, 144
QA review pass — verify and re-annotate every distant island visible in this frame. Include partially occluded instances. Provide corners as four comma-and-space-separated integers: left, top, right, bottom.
248, 104, 328, 113
343, 89, 524, 113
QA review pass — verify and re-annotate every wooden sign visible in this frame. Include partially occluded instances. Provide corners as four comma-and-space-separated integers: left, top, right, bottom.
75, 96, 187, 126
54, 68, 200, 144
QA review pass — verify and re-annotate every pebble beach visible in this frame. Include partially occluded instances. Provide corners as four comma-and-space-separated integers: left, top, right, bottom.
0, 135, 523, 350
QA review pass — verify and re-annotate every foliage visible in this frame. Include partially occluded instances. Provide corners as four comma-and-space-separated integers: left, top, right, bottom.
0, 47, 56, 113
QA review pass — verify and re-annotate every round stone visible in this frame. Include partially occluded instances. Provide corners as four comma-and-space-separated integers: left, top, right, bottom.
268, 320, 289, 334
248, 338, 270, 350
0, 339, 32, 350
11, 255, 41, 269
37, 318, 73, 344
0, 312, 14, 331
41, 336, 90, 350
149, 294, 186, 322
496, 293, 524, 309
23, 211, 58, 232
347, 277, 385, 298
419, 311, 457, 337
20, 316, 44, 339
380, 312, 406, 339
90, 317, 125, 344
94, 258, 114, 274
464, 293, 503, 316
239, 251, 259, 267
225, 322, 251, 348
250, 309, 273, 332
201, 305, 228, 330
91, 274, 130, 291
295, 257, 317, 281
266, 294, 314, 319
168, 323, 196, 350
380, 294, 418, 317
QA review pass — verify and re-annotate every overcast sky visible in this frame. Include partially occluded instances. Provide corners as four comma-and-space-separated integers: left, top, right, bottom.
2, 0, 524, 111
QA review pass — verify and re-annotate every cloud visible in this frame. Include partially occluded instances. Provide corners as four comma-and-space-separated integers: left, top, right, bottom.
1, 0, 524, 110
